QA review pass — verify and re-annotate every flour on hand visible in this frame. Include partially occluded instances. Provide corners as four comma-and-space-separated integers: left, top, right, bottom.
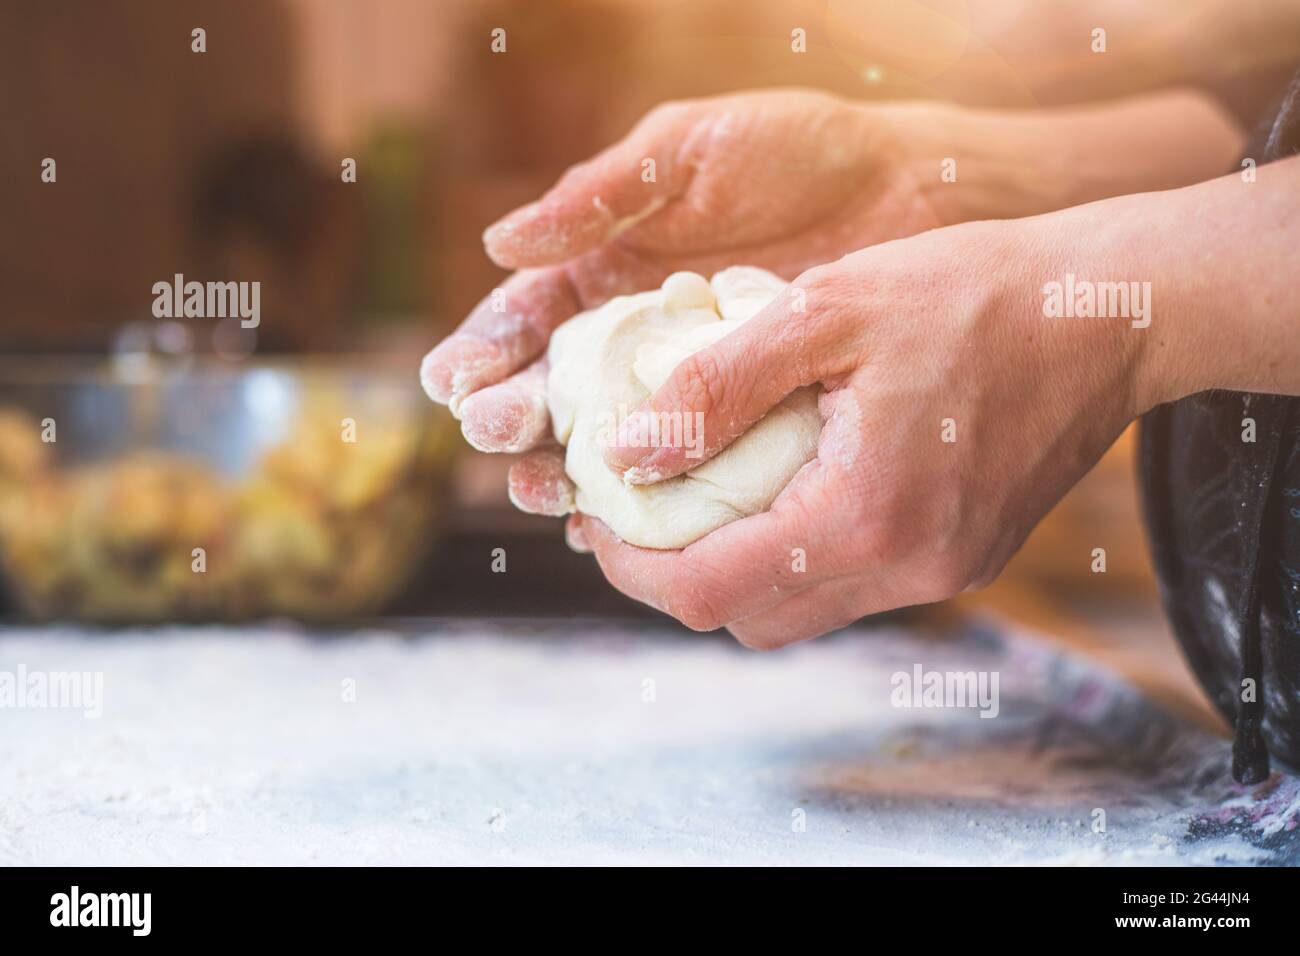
547, 267, 821, 549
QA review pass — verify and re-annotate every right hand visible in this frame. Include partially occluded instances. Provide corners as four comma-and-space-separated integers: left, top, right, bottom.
575, 215, 1147, 644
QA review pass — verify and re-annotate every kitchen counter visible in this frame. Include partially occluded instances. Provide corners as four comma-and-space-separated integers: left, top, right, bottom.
0, 620, 1296, 866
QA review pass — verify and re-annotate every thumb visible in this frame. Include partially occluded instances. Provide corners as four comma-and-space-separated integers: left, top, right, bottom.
603, 280, 846, 484
483, 105, 693, 270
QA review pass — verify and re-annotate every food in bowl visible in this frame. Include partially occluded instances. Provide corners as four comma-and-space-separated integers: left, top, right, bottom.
0, 361, 455, 622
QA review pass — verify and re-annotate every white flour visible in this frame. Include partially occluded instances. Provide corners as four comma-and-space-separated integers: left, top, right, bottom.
0, 621, 1293, 866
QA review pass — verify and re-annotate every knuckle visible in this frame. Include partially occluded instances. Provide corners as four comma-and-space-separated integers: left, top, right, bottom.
597, 563, 642, 606
676, 349, 735, 419
663, 565, 730, 632
783, 267, 856, 377
792, 265, 829, 295
556, 159, 598, 193
728, 624, 781, 652
646, 99, 689, 124
924, 553, 978, 602
668, 592, 726, 632
962, 554, 1003, 593
792, 263, 846, 307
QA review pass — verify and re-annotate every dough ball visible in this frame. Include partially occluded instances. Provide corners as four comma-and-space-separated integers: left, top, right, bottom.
546, 267, 821, 549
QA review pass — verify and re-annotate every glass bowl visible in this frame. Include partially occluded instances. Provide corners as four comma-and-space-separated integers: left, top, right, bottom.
0, 356, 456, 623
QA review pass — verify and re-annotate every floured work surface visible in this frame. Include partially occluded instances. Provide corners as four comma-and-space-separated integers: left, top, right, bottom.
0, 621, 1295, 865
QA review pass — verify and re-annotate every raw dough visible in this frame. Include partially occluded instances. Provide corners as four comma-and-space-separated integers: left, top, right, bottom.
547, 267, 821, 549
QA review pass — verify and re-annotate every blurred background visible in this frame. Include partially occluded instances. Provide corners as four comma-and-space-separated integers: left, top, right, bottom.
0, 0, 1291, 724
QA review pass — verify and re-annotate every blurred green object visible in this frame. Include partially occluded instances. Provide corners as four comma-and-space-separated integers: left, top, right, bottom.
0, 356, 456, 623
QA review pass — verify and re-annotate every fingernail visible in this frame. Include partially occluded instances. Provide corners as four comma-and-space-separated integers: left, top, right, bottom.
623, 464, 667, 486
482, 203, 540, 264
419, 348, 454, 405
565, 519, 591, 554
459, 389, 548, 453
483, 208, 521, 244
419, 338, 503, 412
481, 220, 510, 249
604, 409, 655, 470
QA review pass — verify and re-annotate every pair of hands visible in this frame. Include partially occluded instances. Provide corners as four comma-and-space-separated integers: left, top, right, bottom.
421, 88, 1242, 646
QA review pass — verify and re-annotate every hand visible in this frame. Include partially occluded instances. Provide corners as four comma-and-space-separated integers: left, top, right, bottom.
576, 214, 1153, 646
420, 89, 976, 514
581, 151, 1300, 646
420, 88, 1239, 516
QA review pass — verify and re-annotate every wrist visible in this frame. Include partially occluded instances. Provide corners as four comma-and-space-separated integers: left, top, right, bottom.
1012, 206, 1159, 423
1125, 158, 1300, 404
1034, 189, 1246, 418
865, 101, 1045, 228
866, 92, 1242, 229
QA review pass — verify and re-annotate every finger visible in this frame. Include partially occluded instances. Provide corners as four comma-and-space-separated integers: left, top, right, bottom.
576, 515, 739, 627
483, 104, 696, 270
659, 404, 912, 625
564, 515, 591, 554
420, 267, 578, 413
457, 357, 552, 453
420, 240, 689, 416
603, 273, 852, 482
576, 460, 849, 630
506, 447, 575, 517
724, 576, 871, 650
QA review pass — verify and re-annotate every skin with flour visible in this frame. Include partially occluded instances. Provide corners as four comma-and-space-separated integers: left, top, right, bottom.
420, 85, 1247, 642
547, 268, 820, 549
423, 88, 1239, 519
